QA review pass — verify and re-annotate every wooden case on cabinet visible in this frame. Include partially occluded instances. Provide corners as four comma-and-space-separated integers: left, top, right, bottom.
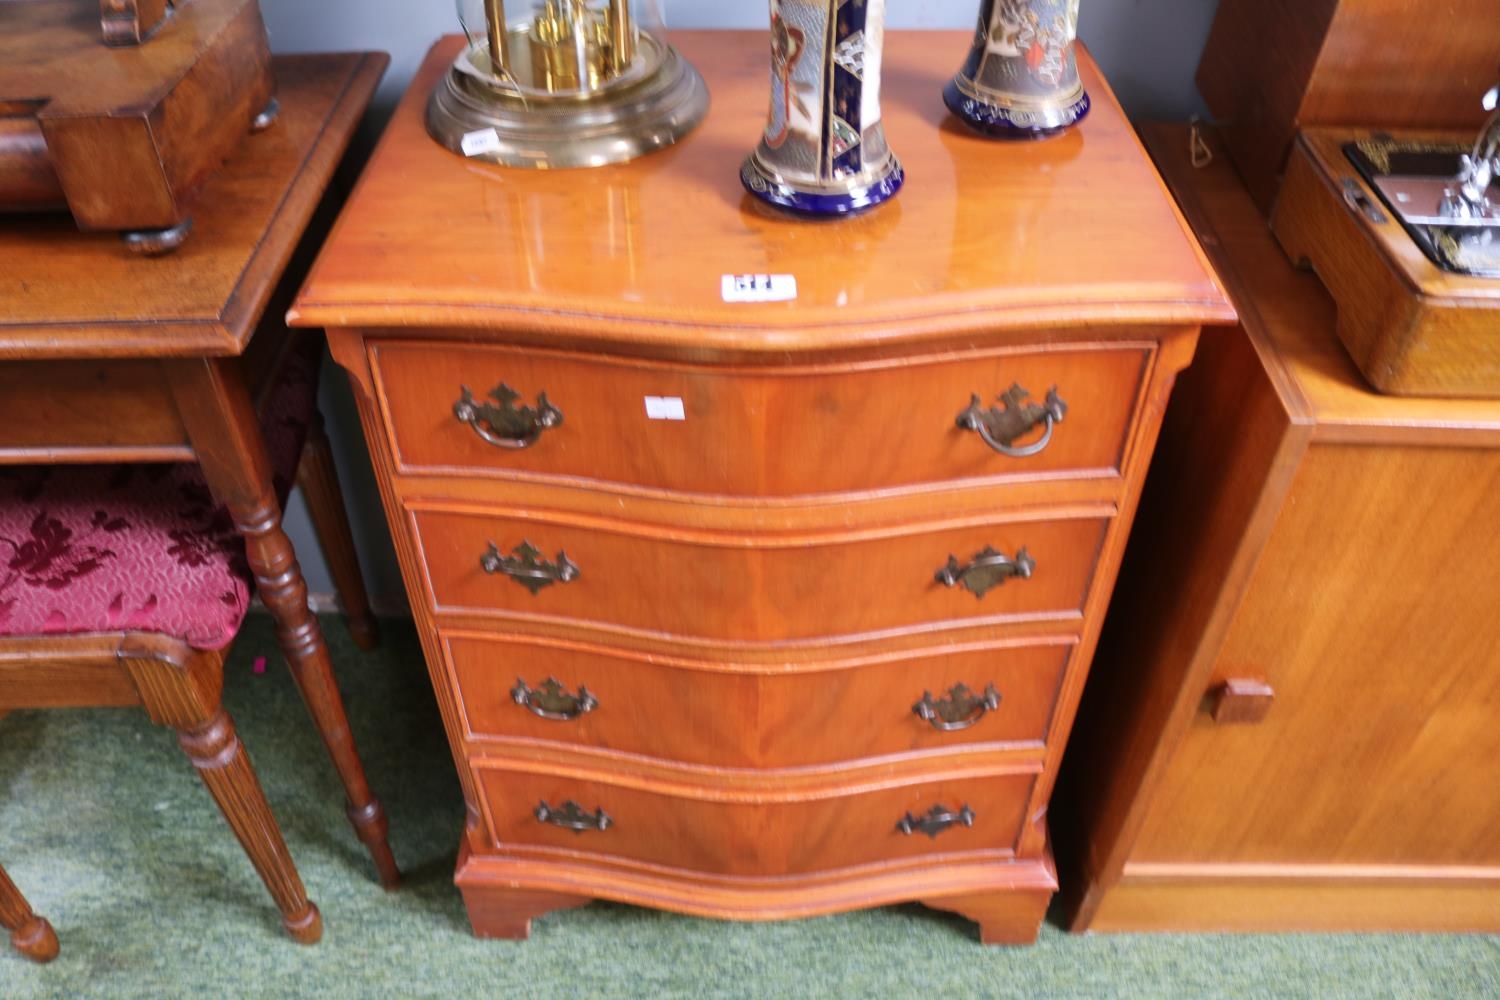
1053, 124, 1500, 934
1196, 0, 1500, 212
293, 33, 1232, 944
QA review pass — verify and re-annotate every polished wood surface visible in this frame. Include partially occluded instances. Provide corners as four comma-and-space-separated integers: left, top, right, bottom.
476, 766, 1035, 877
447, 631, 1070, 769
1273, 128, 1500, 397
0, 0, 272, 232
291, 34, 1231, 349
1197, 0, 1500, 210
0, 55, 401, 898
373, 340, 1146, 497
1054, 123, 1500, 933
0, 54, 380, 359
300, 33, 1231, 942
413, 504, 1107, 641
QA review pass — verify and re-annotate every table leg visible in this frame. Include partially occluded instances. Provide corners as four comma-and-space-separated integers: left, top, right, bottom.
169, 358, 401, 889
0, 861, 58, 963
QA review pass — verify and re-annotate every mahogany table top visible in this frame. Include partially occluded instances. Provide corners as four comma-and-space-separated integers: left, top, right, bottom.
0, 51, 388, 361
290, 32, 1233, 355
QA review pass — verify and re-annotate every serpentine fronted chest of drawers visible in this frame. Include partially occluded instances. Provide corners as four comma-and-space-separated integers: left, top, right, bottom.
290, 32, 1232, 944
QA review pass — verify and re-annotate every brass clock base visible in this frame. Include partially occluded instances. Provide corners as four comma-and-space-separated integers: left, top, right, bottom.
425, 36, 708, 170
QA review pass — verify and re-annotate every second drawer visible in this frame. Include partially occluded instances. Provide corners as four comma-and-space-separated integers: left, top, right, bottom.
413, 506, 1109, 641
446, 631, 1073, 767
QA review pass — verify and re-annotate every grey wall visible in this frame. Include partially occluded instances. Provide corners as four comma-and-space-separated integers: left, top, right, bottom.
265, 0, 1222, 614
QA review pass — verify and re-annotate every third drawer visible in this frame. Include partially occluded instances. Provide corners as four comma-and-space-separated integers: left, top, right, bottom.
446, 631, 1074, 767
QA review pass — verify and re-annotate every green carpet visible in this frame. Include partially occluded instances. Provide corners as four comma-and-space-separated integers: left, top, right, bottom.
2, 616, 1496, 999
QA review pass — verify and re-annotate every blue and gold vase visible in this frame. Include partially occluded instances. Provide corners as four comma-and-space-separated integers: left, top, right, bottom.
741, 0, 904, 216
944, 0, 1090, 139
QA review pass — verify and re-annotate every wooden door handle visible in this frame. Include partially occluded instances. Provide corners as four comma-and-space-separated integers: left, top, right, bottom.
1206, 678, 1274, 724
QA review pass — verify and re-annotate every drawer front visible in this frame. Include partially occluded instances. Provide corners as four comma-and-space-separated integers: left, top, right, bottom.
476, 766, 1035, 876
415, 508, 1107, 641
372, 341, 1147, 496
448, 632, 1071, 767
0, 360, 185, 457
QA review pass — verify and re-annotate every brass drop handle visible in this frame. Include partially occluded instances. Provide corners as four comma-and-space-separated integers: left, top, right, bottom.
481, 540, 579, 595
956, 384, 1067, 458
913, 683, 1001, 732
453, 382, 563, 450
534, 800, 612, 834
936, 546, 1035, 600
896, 804, 976, 839
512, 677, 598, 721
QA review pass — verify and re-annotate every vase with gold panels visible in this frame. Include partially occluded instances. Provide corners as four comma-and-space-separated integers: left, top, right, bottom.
742, 0, 904, 215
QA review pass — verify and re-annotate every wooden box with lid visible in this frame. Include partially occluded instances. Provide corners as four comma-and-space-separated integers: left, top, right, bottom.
290, 32, 1231, 944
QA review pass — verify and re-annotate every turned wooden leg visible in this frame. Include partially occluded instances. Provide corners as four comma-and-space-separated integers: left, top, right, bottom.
171, 359, 400, 889
121, 640, 321, 943
460, 886, 591, 940
920, 891, 1052, 945
296, 413, 380, 651
0, 862, 59, 963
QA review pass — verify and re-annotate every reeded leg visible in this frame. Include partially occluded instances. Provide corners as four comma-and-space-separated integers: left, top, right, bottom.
170, 359, 400, 889
177, 711, 323, 943
0, 862, 59, 963
295, 413, 380, 651
121, 641, 321, 942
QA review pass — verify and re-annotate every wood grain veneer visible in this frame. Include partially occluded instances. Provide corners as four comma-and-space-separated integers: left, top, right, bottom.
295, 33, 1232, 944
446, 631, 1071, 769
0, 0, 273, 233
372, 341, 1147, 497
1053, 123, 1500, 934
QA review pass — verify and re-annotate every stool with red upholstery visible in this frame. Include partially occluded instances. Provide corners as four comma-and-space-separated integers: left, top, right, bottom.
0, 335, 380, 950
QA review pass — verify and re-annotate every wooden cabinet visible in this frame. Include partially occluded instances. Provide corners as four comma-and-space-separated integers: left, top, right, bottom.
291, 33, 1230, 944
1053, 124, 1500, 933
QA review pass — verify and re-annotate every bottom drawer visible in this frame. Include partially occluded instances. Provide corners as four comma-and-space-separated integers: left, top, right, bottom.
475, 765, 1036, 877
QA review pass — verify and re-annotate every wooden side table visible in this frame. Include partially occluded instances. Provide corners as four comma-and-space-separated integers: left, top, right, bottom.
293, 33, 1231, 943
0, 53, 400, 891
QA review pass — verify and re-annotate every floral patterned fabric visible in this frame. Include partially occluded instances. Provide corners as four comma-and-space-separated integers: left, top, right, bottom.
0, 340, 321, 651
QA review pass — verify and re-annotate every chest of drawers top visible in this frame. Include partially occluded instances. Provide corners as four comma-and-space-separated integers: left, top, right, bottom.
290, 33, 1230, 355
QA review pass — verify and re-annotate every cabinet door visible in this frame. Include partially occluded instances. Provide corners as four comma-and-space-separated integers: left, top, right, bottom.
1130, 445, 1500, 867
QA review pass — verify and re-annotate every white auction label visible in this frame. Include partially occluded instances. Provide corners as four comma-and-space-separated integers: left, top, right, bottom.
459, 128, 503, 158
644, 396, 687, 421
721, 274, 798, 303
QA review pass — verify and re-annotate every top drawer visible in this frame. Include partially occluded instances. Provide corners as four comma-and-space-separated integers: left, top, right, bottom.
370, 341, 1148, 498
